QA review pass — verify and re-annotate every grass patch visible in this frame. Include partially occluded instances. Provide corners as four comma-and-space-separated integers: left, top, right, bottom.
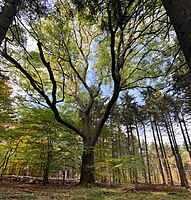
0, 190, 36, 199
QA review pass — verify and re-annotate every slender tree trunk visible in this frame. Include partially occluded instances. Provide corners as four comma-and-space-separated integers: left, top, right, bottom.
168, 113, 187, 179
154, 120, 169, 184
177, 114, 191, 160
157, 124, 174, 186
161, 0, 191, 70
165, 112, 188, 187
130, 125, 138, 183
117, 126, 122, 183
135, 122, 147, 183
163, 115, 182, 183
0, 141, 20, 176
126, 125, 132, 182
112, 134, 117, 183
100, 133, 107, 183
1, 151, 11, 176
150, 118, 166, 185
181, 112, 191, 155
0, 150, 10, 170
42, 142, 52, 185
43, 167, 49, 185
153, 169, 157, 184
143, 123, 152, 183
154, 121, 174, 185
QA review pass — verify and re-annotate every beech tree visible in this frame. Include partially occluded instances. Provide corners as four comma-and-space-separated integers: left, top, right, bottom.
0, 0, 174, 186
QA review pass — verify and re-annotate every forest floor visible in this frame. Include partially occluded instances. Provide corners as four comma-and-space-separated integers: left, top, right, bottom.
0, 178, 191, 200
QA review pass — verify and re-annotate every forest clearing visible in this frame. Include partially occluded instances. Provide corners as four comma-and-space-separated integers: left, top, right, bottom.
1, 0, 191, 199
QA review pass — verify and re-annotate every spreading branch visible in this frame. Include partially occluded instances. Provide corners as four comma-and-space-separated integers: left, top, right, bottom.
1, 51, 85, 139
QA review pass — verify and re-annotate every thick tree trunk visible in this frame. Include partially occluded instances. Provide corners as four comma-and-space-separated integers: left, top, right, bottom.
79, 145, 95, 186
161, 0, 191, 70
0, 0, 20, 46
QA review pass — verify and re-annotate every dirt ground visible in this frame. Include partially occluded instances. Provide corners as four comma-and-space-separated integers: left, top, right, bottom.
0, 178, 191, 200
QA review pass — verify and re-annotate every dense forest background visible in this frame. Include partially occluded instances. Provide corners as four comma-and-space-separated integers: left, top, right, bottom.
0, 0, 191, 188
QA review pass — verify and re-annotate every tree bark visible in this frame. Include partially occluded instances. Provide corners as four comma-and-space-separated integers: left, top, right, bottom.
161, 0, 191, 70
0, 0, 20, 46
78, 145, 95, 186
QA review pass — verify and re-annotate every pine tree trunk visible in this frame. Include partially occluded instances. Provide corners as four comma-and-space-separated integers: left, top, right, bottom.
181, 112, 191, 157
130, 125, 138, 183
177, 114, 191, 160
117, 126, 122, 183
158, 124, 174, 186
165, 112, 188, 187
161, 0, 191, 70
154, 121, 173, 185
143, 123, 152, 183
150, 118, 166, 185
126, 125, 133, 182
154, 121, 168, 181
135, 123, 147, 183
112, 135, 117, 183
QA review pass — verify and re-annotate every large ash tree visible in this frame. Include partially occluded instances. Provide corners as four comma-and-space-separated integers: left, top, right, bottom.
0, 0, 172, 185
